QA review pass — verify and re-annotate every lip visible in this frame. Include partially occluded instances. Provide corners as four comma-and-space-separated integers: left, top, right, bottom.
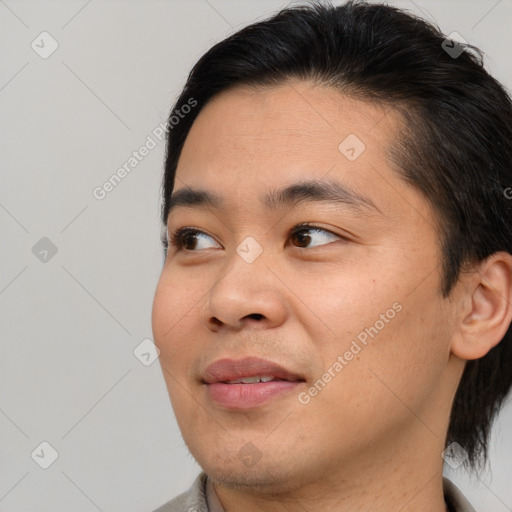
202, 357, 306, 409
203, 356, 305, 383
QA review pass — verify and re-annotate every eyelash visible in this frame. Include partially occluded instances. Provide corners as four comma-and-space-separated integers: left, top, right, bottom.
165, 223, 344, 251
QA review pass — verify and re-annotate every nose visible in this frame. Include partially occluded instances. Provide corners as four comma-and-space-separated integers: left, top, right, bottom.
201, 252, 288, 332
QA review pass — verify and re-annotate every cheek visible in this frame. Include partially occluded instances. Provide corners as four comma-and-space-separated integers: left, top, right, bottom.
152, 273, 206, 421
304, 266, 449, 415
340, 285, 448, 414
295, 267, 399, 344
152, 271, 204, 364
299, 315, 444, 456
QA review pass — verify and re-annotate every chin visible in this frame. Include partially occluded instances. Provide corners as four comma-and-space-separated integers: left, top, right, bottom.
189, 441, 314, 496
206, 464, 305, 495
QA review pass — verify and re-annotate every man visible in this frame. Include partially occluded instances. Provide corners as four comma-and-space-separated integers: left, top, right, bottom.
151, 1, 512, 510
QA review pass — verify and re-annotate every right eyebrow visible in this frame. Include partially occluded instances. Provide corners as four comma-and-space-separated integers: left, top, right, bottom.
261, 178, 381, 213
166, 187, 223, 216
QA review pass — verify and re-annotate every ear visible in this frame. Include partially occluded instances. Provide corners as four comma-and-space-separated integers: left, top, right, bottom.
451, 252, 512, 360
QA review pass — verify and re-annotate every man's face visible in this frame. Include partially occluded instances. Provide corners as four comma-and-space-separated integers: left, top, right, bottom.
152, 82, 457, 491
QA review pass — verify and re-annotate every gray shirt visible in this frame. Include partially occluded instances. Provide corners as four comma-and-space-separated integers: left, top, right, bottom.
153, 472, 476, 512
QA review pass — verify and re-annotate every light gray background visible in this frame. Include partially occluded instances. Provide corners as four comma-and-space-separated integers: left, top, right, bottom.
1, 0, 511, 511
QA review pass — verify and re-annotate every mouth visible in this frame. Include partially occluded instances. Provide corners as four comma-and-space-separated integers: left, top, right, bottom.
202, 356, 306, 409
221, 375, 291, 384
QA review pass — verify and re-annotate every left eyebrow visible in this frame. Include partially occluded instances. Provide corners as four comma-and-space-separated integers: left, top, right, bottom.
262, 179, 381, 214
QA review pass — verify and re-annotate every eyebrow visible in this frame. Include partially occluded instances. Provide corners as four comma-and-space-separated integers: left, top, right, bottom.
166, 179, 380, 217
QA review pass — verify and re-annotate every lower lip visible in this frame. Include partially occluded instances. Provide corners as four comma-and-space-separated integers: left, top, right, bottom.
205, 381, 302, 409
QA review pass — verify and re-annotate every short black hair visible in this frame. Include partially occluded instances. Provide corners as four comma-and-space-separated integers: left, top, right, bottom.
161, 0, 512, 468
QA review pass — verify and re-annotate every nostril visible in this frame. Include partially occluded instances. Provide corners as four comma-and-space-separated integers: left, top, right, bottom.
246, 313, 264, 321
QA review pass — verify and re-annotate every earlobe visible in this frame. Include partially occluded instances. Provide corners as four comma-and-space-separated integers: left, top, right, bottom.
451, 252, 512, 360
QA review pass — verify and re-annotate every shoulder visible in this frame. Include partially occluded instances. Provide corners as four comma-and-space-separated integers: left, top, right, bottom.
152, 472, 209, 512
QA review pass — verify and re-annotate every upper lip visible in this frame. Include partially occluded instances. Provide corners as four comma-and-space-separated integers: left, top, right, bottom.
202, 357, 306, 384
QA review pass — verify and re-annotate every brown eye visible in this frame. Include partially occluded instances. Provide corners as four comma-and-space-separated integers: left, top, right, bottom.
290, 226, 341, 248
291, 229, 312, 248
170, 228, 220, 251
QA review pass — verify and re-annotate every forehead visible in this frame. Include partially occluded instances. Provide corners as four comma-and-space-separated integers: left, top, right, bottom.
174, 81, 409, 214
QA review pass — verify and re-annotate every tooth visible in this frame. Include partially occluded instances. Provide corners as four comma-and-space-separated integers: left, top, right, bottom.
240, 376, 261, 384
226, 376, 260, 384
224, 375, 278, 384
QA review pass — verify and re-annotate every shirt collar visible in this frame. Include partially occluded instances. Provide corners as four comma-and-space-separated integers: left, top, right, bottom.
205, 474, 227, 512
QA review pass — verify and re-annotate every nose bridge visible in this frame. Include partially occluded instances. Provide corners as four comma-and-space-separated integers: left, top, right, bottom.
217, 232, 272, 285
201, 237, 287, 330
235, 234, 266, 265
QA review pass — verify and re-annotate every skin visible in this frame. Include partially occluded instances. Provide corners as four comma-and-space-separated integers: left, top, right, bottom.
152, 81, 512, 511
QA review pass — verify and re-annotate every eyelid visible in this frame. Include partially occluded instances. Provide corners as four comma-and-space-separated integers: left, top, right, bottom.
168, 222, 350, 253
169, 226, 222, 251
290, 222, 350, 242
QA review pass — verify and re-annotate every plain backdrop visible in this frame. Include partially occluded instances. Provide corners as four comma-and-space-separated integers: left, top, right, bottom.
1, 1, 511, 511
